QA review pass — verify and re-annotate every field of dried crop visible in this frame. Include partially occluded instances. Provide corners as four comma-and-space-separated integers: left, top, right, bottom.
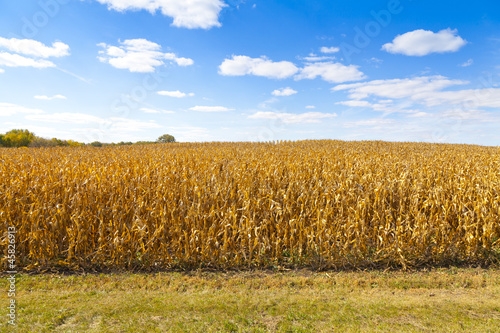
1, 140, 499, 271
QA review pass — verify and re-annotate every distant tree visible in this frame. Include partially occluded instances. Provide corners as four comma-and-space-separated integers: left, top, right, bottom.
157, 134, 176, 143
29, 137, 57, 147
90, 141, 103, 147
66, 140, 83, 147
1, 129, 35, 147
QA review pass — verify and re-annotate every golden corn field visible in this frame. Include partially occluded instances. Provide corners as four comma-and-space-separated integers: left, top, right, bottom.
1, 141, 500, 271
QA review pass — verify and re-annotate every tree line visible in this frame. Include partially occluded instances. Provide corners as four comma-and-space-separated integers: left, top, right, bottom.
0, 129, 176, 148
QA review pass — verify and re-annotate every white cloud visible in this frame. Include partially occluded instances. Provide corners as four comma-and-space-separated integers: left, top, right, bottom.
98, 39, 193, 72
0, 103, 44, 116
248, 111, 336, 124
0, 52, 55, 68
0, 38, 70, 71
188, 106, 234, 112
296, 62, 365, 83
157, 90, 194, 98
34, 94, 67, 100
0, 37, 69, 58
140, 107, 174, 114
333, 75, 500, 122
332, 75, 468, 100
305, 105, 316, 109
337, 100, 373, 107
174, 57, 194, 66
408, 112, 431, 118
301, 55, 336, 62
336, 99, 418, 115
382, 28, 467, 56
320, 46, 339, 54
219, 55, 299, 79
96, 0, 226, 29
271, 87, 297, 97
459, 59, 473, 67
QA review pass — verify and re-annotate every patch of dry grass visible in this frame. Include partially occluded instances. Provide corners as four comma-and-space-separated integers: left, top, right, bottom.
1, 267, 499, 332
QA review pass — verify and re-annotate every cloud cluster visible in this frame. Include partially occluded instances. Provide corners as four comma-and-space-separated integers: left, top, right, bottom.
320, 46, 339, 54
34, 94, 67, 100
296, 62, 365, 83
382, 29, 467, 56
271, 87, 297, 97
0, 103, 44, 116
140, 107, 175, 114
333, 75, 468, 101
219, 55, 365, 83
334, 75, 500, 125
157, 90, 195, 98
98, 39, 193, 72
0, 37, 69, 70
96, 0, 226, 29
219, 55, 299, 79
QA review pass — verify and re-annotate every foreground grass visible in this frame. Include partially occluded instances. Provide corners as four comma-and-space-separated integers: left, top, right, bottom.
1, 268, 500, 332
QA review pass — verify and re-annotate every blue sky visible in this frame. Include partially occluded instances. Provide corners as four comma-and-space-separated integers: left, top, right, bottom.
1, 0, 500, 145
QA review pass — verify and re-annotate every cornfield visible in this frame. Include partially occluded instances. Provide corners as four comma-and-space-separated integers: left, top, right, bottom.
1, 141, 499, 271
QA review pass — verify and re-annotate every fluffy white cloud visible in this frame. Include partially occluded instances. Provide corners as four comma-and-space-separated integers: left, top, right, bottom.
248, 111, 336, 124
34, 94, 67, 100
0, 52, 55, 68
0, 103, 44, 116
157, 90, 195, 98
0, 37, 69, 71
173, 57, 194, 66
0, 68, 4, 73
219, 55, 299, 79
305, 105, 316, 109
0, 37, 69, 58
189, 106, 234, 112
271, 87, 297, 97
98, 39, 193, 72
320, 46, 339, 54
382, 28, 467, 56
296, 62, 365, 83
140, 107, 174, 114
96, 0, 226, 29
219, 55, 362, 83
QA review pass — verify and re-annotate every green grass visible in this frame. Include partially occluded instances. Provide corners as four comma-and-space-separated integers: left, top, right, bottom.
1, 268, 500, 332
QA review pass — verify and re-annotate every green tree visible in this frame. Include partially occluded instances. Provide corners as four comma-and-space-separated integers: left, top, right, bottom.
157, 134, 176, 143
1, 129, 35, 147
90, 141, 103, 147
